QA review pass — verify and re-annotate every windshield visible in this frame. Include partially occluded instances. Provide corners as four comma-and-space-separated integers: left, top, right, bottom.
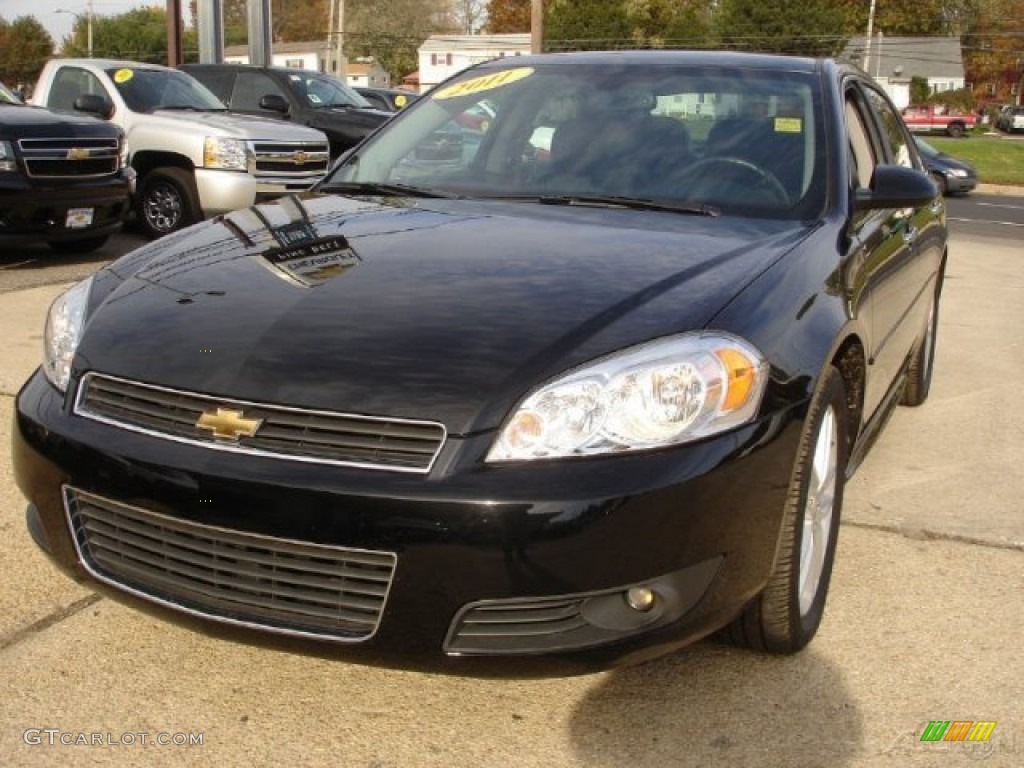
107, 67, 227, 112
0, 82, 21, 104
283, 71, 372, 109
325, 58, 826, 219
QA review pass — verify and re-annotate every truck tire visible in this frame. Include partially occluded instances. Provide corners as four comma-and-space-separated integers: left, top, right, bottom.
48, 236, 109, 254
136, 167, 201, 239
946, 122, 965, 138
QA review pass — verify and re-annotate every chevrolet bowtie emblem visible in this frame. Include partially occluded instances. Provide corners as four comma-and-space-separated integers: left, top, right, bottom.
67, 147, 90, 160
195, 407, 263, 442
292, 150, 308, 165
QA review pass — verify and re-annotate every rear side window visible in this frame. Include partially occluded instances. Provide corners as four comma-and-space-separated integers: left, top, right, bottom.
231, 72, 287, 111
188, 69, 234, 102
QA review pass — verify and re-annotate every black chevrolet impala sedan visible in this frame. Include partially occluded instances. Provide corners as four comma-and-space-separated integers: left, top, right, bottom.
14, 51, 945, 672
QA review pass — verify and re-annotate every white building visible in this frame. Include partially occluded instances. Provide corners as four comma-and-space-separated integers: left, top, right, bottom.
843, 36, 967, 109
222, 43, 389, 88
417, 34, 531, 93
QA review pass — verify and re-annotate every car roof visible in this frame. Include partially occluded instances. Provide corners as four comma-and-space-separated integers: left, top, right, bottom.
470, 49, 826, 74
58, 58, 175, 72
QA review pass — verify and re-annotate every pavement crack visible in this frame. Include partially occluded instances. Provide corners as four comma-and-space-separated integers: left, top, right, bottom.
843, 520, 1023, 552
0, 594, 103, 653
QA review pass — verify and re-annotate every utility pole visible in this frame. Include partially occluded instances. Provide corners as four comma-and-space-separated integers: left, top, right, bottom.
86, 0, 94, 58
325, 0, 335, 73
166, 0, 183, 65
334, 0, 346, 80
531, 0, 542, 54
863, 0, 877, 74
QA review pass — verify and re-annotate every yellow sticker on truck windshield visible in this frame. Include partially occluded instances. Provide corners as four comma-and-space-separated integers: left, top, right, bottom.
774, 117, 802, 133
113, 68, 134, 84
433, 68, 533, 101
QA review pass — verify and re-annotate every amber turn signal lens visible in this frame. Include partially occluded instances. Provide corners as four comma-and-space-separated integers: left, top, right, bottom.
716, 347, 757, 412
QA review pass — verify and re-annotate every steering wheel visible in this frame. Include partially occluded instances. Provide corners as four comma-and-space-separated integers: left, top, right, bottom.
670, 156, 790, 206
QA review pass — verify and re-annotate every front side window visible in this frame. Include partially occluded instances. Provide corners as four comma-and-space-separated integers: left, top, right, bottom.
863, 86, 914, 168
48, 67, 106, 111
285, 72, 371, 109
231, 72, 286, 110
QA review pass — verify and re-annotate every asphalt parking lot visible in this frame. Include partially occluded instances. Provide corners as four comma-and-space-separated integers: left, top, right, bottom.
0, 223, 1021, 766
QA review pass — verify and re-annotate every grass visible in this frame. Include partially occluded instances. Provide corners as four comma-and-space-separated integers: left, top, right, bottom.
928, 133, 1024, 187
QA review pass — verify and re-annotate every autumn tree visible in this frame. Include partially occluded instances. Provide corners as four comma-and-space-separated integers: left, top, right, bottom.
486, 0, 533, 32
63, 8, 175, 63
713, 0, 857, 56
0, 15, 54, 85
344, 0, 455, 80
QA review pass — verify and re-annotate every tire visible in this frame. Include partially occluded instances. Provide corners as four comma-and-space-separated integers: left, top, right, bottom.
48, 235, 109, 254
946, 122, 965, 138
900, 277, 941, 407
136, 167, 201, 239
721, 366, 848, 654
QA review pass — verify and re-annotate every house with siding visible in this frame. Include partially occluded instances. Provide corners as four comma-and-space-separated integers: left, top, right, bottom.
222, 43, 388, 88
417, 34, 531, 93
842, 36, 967, 109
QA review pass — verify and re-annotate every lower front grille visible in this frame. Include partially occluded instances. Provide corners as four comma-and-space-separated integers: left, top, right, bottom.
64, 486, 396, 642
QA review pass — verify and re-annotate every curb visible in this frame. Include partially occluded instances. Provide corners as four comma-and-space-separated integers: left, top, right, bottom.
974, 183, 1024, 196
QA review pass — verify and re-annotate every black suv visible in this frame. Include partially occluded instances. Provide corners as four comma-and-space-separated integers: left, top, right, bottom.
181, 65, 391, 159
0, 82, 131, 253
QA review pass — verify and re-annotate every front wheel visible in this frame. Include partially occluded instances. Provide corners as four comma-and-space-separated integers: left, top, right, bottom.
946, 122, 965, 138
136, 167, 201, 239
721, 366, 848, 654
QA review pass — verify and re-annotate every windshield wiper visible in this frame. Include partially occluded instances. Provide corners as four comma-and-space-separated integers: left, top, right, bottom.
317, 181, 461, 199
535, 195, 719, 217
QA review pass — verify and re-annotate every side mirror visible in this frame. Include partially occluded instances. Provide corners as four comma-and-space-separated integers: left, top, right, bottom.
854, 165, 938, 211
75, 93, 113, 119
258, 94, 289, 113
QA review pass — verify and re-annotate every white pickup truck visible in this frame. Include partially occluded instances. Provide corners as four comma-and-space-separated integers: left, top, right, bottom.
32, 58, 330, 237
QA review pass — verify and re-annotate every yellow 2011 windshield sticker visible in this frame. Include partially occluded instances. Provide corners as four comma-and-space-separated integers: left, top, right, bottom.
433, 67, 533, 101
113, 69, 134, 84
774, 117, 802, 133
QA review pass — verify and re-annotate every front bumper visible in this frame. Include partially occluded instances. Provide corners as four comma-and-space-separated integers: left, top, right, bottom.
14, 369, 803, 672
943, 172, 977, 194
0, 173, 130, 244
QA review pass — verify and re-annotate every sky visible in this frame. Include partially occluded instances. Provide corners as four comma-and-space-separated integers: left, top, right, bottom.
0, 1, 185, 49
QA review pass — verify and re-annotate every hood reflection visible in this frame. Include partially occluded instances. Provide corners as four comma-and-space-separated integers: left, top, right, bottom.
226, 194, 362, 288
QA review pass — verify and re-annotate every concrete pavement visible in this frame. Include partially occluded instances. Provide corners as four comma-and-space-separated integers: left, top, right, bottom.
0, 238, 1021, 767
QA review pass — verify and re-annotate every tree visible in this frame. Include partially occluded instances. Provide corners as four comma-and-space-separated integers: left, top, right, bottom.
344, 0, 454, 80
545, 0, 633, 50
961, 0, 1024, 105
449, 0, 488, 33
63, 8, 171, 62
713, 0, 857, 56
0, 15, 54, 85
486, 0, 533, 32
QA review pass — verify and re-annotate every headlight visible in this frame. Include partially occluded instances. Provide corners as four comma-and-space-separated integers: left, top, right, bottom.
203, 137, 250, 171
0, 140, 18, 173
487, 333, 769, 462
43, 277, 93, 393
949, 169, 969, 178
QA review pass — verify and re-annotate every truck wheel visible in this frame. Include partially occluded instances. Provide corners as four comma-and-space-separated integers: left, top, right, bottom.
48, 236, 109, 254
946, 122, 965, 138
136, 167, 201, 238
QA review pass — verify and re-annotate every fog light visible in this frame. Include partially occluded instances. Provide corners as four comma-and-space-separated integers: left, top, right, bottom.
625, 587, 656, 612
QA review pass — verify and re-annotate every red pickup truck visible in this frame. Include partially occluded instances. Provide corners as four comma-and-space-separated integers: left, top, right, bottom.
901, 104, 975, 138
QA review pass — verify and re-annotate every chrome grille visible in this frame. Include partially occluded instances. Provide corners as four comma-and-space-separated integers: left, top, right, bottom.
75, 373, 446, 473
17, 137, 120, 178
64, 486, 396, 641
250, 141, 329, 185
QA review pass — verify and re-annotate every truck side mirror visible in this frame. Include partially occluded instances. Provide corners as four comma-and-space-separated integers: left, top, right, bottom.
259, 94, 289, 113
75, 93, 113, 119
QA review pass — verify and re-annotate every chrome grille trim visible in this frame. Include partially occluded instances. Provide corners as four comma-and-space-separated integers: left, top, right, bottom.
17, 137, 120, 178
63, 485, 396, 642
249, 141, 329, 184
74, 372, 447, 473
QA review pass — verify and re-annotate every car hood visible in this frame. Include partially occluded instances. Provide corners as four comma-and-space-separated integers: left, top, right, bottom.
0, 103, 118, 137
79, 195, 810, 434
150, 109, 328, 142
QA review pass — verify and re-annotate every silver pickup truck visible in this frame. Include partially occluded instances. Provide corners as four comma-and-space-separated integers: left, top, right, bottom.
32, 58, 330, 237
